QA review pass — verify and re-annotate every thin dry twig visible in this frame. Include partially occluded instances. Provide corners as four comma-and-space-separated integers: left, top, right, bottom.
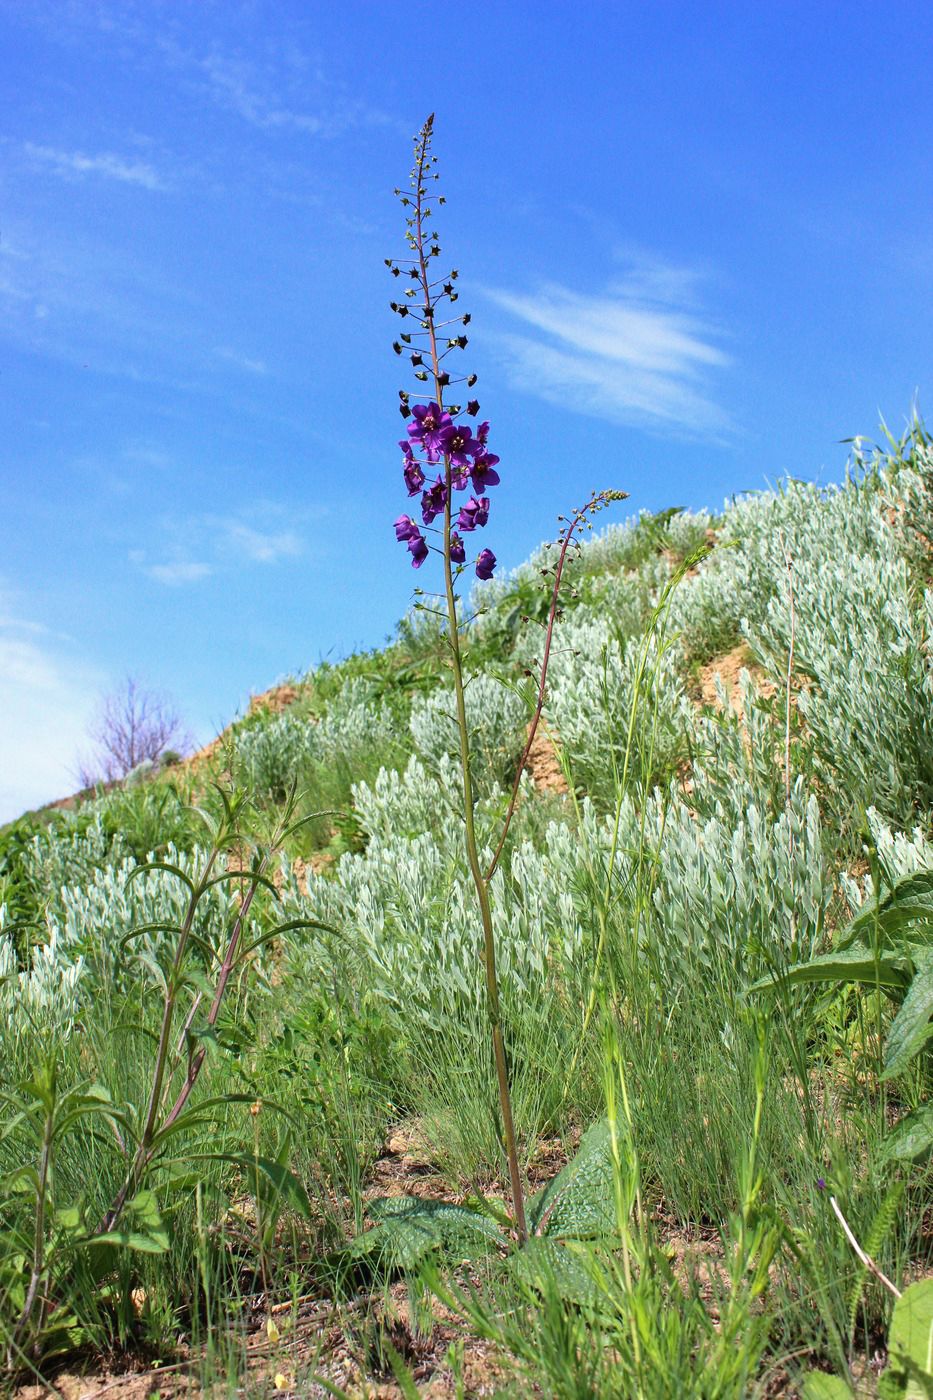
829, 1193, 902, 1299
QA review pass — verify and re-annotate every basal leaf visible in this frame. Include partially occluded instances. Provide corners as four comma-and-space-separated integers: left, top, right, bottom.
510, 1235, 602, 1306
529, 1119, 615, 1240
349, 1196, 502, 1269
801, 1373, 854, 1399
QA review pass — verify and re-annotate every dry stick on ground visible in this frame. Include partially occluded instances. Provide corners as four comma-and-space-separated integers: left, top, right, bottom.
829, 1194, 902, 1299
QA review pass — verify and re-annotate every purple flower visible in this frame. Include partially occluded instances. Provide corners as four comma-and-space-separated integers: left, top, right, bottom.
421, 476, 448, 525
407, 531, 429, 568
470, 452, 500, 493
458, 496, 489, 532
438, 421, 476, 468
404, 460, 426, 496
475, 548, 496, 580
407, 401, 452, 463
394, 514, 420, 542
449, 532, 465, 564
474, 420, 490, 449
816, 1178, 826, 1191
450, 463, 471, 491
400, 442, 426, 497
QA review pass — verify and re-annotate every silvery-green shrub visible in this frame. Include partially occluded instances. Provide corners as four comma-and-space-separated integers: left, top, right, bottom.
541, 608, 691, 799
409, 674, 526, 789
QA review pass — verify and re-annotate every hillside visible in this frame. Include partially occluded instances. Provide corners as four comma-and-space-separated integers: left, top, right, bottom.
2, 420, 933, 1397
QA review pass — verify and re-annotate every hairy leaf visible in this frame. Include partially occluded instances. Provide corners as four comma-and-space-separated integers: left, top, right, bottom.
529, 1119, 615, 1240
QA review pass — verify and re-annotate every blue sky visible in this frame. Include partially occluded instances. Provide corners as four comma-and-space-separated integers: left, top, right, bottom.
2, 0, 931, 819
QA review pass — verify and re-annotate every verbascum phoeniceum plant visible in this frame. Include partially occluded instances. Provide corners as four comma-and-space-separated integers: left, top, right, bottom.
381, 114, 625, 1249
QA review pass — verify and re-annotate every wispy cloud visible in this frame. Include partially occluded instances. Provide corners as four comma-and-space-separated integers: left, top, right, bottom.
214, 346, 268, 375
24, 142, 167, 190
144, 560, 214, 586
193, 47, 398, 139
199, 52, 325, 135
483, 260, 733, 437
130, 509, 304, 586
214, 520, 302, 564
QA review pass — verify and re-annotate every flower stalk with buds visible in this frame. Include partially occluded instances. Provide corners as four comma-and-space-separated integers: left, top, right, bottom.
387, 115, 626, 1245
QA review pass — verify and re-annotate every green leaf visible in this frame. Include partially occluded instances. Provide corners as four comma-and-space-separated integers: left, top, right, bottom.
124, 861, 195, 896
89, 1231, 169, 1254
127, 1188, 164, 1233
119, 922, 185, 949
511, 1235, 601, 1306
842, 871, 933, 950
240, 917, 342, 960
87, 1186, 169, 1252
187, 1153, 312, 1219
383, 1340, 421, 1400
751, 943, 910, 995
884, 953, 933, 1079
348, 1197, 502, 1270
880, 1105, 933, 1164
202, 869, 280, 900
801, 1373, 854, 1399
885, 1279, 933, 1398
529, 1119, 616, 1240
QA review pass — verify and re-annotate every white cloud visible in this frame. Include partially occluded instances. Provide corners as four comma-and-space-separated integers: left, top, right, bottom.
216, 521, 302, 564
0, 599, 104, 822
143, 560, 214, 586
200, 52, 325, 134
193, 48, 398, 139
130, 510, 303, 584
24, 143, 167, 191
214, 346, 268, 375
483, 266, 733, 437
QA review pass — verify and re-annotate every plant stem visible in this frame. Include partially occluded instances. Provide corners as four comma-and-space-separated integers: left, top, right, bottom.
484, 494, 608, 884
411, 119, 527, 1242
9, 1092, 54, 1364
100, 848, 219, 1233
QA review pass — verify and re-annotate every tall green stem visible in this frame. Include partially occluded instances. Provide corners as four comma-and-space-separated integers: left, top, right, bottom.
411, 120, 527, 1242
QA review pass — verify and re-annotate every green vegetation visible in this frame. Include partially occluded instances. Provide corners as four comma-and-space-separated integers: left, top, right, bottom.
2, 420, 933, 1395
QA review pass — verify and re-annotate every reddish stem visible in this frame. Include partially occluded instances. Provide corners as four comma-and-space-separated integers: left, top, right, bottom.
485, 496, 604, 883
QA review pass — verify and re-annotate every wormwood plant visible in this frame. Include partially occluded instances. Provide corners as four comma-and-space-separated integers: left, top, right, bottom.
384, 115, 624, 1244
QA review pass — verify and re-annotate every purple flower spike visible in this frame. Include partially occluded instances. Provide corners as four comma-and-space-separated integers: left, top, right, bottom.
439, 421, 476, 468
421, 476, 448, 525
475, 547, 496, 580
470, 452, 500, 493
394, 513, 420, 542
407, 531, 429, 568
458, 496, 490, 532
449, 531, 466, 564
408, 401, 452, 463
